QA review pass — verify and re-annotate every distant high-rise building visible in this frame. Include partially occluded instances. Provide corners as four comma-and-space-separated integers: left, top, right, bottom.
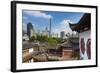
27, 22, 36, 39
42, 27, 49, 37
52, 32, 58, 38
60, 31, 65, 39
22, 33, 29, 41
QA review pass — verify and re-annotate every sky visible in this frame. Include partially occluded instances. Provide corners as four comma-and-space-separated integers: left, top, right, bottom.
22, 10, 84, 37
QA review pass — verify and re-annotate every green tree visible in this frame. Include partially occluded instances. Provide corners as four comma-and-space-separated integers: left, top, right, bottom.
29, 36, 36, 42
47, 38, 57, 46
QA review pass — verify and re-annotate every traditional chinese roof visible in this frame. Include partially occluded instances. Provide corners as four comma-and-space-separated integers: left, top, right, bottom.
70, 37, 79, 43
47, 40, 72, 50
47, 37, 79, 50
23, 41, 39, 50
56, 39, 72, 50
69, 13, 91, 33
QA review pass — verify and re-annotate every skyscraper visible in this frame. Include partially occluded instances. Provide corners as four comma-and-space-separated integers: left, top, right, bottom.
42, 27, 49, 37
27, 22, 36, 39
60, 31, 65, 39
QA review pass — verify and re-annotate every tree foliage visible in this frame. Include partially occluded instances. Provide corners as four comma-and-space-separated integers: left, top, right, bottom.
29, 34, 62, 46
29, 36, 36, 42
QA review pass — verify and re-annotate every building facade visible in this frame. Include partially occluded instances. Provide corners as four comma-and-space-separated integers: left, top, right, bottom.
42, 27, 50, 37
60, 31, 65, 39
27, 22, 36, 39
70, 13, 91, 60
22, 33, 29, 41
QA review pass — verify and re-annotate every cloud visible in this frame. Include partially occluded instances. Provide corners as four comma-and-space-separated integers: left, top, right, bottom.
52, 19, 77, 37
23, 16, 28, 20
52, 20, 72, 33
24, 11, 52, 19
60, 20, 72, 32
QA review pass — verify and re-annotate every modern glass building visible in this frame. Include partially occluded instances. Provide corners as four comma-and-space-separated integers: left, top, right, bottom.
27, 22, 34, 39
